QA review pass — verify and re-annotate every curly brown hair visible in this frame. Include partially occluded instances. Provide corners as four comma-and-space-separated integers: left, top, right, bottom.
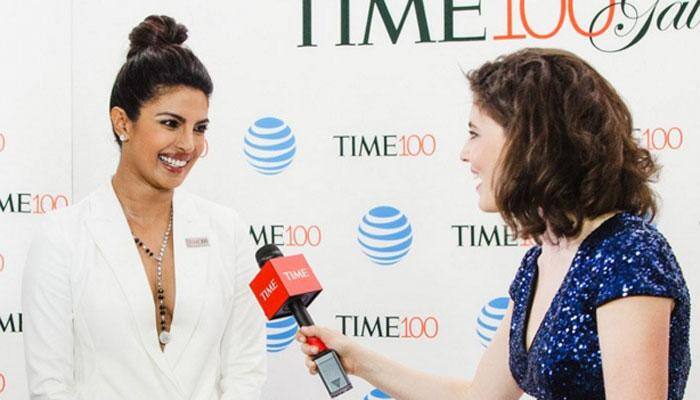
467, 48, 658, 242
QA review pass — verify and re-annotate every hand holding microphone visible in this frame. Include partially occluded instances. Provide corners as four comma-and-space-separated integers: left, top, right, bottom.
296, 325, 362, 376
249, 244, 353, 398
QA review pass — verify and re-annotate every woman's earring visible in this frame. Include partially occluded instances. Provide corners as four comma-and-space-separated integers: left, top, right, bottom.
119, 134, 128, 143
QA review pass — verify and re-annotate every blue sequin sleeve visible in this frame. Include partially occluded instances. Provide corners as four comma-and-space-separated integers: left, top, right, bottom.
593, 227, 683, 307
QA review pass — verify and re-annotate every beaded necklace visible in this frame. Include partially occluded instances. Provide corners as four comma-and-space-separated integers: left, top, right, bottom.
133, 206, 173, 345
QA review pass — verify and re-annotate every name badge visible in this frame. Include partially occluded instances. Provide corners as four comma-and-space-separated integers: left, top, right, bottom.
186, 237, 210, 248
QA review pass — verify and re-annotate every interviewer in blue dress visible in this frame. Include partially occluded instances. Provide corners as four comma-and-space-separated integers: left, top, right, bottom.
297, 48, 690, 399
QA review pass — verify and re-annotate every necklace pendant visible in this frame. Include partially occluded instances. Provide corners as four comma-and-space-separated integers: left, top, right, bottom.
159, 330, 171, 345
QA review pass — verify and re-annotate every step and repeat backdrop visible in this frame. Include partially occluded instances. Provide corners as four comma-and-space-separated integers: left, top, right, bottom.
2, 1, 699, 399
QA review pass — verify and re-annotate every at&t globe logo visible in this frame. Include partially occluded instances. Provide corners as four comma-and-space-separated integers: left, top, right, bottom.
364, 388, 392, 400
244, 117, 296, 175
357, 206, 413, 266
266, 316, 298, 353
476, 296, 509, 348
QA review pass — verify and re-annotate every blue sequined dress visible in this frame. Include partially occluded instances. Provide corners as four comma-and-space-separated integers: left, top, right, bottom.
508, 213, 690, 399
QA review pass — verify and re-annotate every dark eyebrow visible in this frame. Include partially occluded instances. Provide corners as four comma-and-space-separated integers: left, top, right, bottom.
156, 112, 185, 122
468, 122, 478, 130
155, 112, 209, 125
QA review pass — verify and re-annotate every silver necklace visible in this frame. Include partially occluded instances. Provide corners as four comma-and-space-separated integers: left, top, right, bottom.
133, 206, 173, 345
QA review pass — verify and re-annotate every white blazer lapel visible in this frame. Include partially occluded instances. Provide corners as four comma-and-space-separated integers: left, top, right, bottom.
85, 181, 185, 395
164, 190, 211, 368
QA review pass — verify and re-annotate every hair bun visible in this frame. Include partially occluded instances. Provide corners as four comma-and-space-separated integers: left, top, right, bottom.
127, 15, 188, 58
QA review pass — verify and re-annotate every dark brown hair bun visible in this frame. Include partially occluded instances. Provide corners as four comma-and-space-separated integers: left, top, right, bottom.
127, 15, 188, 59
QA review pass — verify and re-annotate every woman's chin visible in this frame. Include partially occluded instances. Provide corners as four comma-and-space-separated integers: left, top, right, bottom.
477, 199, 499, 213
151, 172, 188, 191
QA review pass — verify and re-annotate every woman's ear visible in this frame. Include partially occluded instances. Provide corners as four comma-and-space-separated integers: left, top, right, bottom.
110, 107, 131, 143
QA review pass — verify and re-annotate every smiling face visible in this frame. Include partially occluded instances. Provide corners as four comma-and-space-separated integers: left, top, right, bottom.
113, 85, 209, 191
460, 104, 507, 212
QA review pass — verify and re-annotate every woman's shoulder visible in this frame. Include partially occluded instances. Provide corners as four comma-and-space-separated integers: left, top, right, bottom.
589, 212, 674, 262
585, 212, 688, 306
34, 190, 95, 237
39, 180, 120, 226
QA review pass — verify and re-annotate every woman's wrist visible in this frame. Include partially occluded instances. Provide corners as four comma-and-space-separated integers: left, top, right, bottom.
349, 342, 377, 379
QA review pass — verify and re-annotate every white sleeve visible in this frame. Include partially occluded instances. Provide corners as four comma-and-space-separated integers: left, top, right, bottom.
22, 217, 78, 400
219, 217, 267, 399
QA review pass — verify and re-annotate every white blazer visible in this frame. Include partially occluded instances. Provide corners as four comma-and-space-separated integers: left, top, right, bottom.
22, 181, 267, 400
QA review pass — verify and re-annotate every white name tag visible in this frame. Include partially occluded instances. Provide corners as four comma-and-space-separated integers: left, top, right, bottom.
186, 237, 210, 248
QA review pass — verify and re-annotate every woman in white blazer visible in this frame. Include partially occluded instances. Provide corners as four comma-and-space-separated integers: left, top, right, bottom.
22, 15, 266, 400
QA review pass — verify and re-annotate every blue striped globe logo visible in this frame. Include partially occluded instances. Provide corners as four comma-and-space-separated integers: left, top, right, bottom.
476, 296, 509, 347
266, 316, 298, 353
364, 388, 393, 400
243, 117, 296, 175
357, 205, 413, 266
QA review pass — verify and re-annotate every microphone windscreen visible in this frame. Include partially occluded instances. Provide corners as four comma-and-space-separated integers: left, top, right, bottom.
255, 244, 284, 268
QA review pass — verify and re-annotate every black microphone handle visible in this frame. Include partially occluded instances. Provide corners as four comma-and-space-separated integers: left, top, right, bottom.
288, 297, 315, 327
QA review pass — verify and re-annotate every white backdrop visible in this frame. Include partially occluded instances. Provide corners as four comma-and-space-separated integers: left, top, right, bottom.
2, 1, 699, 399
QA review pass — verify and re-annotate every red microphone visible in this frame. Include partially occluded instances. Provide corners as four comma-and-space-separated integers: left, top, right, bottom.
249, 244, 353, 398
